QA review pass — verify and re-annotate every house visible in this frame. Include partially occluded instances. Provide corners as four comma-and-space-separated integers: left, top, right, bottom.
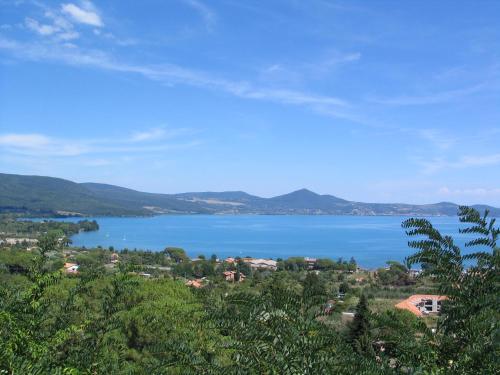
2, 238, 38, 245
243, 258, 277, 271
225, 257, 237, 264
341, 312, 355, 323
185, 279, 203, 288
64, 262, 79, 274
324, 300, 335, 314
408, 269, 422, 278
304, 257, 317, 269
395, 295, 447, 317
223, 270, 245, 282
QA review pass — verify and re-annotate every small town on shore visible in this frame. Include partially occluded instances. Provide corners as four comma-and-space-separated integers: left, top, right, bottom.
1, 230, 441, 321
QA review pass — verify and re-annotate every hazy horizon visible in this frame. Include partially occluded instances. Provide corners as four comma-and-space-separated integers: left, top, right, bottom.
1, 1, 499, 205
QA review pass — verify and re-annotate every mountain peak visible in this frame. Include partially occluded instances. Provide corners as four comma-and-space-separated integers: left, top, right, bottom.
288, 188, 318, 196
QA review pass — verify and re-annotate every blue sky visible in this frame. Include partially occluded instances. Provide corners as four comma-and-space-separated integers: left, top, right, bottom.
1, 0, 499, 205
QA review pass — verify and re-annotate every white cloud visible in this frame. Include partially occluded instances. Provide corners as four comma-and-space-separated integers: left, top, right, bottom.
371, 84, 487, 106
131, 128, 170, 142
24, 9, 80, 40
25, 17, 59, 36
438, 186, 500, 195
415, 128, 456, 150
56, 30, 80, 41
0, 133, 51, 148
314, 52, 361, 72
0, 133, 89, 156
61, 2, 103, 27
261, 51, 361, 84
421, 153, 500, 174
0, 37, 350, 115
438, 187, 500, 201
183, 0, 216, 30
0, 128, 199, 157
460, 154, 500, 167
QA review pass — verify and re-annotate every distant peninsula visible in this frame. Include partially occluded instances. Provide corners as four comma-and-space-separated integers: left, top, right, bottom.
1, 172, 499, 217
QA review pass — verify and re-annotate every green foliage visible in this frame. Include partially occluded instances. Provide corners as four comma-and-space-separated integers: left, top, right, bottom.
302, 272, 326, 299
0, 235, 225, 374
372, 309, 438, 371
206, 285, 383, 374
376, 261, 413, 286
403, 206, 499, 373
0, 205, 498, 373
165, 247, 189, 263
0, 173, 147, 216
348, 294, 374, 357
0, 218, 98, 240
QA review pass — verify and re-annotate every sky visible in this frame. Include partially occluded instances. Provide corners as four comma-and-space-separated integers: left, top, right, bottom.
0, 0, 499, 205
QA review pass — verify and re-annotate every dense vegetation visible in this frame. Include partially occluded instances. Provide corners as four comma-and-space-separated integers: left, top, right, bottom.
2, 172, 500, 216
0, 217, 99, 239
0, 207, 497, 373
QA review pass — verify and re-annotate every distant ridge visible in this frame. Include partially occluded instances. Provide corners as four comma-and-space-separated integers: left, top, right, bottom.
1, 173, 499, 217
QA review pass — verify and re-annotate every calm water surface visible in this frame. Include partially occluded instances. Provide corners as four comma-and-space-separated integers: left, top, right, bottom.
54, 215, 473, 268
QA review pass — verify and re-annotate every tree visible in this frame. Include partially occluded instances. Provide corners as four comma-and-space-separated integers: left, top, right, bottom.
316, 258, 335, 270
338, 281, 349, 294
207, 285, 380, 373
376, 261, 412, 286
348, 294, 373, 356
302, 272, 326, 299
403, 206, 499, 373
237, 258, 251, 277
164, 247, 188, 263
372, 309, 437, 371
348, 257, 357, 271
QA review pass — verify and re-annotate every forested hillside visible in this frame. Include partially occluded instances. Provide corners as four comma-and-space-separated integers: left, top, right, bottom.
1, 173, 499, 217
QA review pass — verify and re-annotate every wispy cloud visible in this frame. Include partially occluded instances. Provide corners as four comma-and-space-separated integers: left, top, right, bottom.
420, 153, 500, 174
183, 0, 216, 30
0, 37, 349, 114
439, 186, 500, 195
25, 17, 59, 36
414, 128, 456, 150
130, 127, 191, 142
0, 133, 90, 156
0, 128, 200, 157
61, 1, 103, 27
438, 186, 500, 200
25, 8, 80, 41
371, 83, 488, 106
19, 2, 103, 42
261, 51, 361, 84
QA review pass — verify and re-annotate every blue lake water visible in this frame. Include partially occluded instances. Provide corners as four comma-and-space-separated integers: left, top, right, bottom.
52, 215, 475, 268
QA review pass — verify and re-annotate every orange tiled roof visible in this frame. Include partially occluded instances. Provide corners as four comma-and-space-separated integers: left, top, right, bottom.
186, 279, 203, 288
395, 294, 447, 317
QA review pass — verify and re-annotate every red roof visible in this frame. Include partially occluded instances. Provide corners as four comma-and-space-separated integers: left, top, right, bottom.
395, 294, 447, 317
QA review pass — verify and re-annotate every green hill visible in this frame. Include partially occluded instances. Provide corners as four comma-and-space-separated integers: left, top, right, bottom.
0, 174, 205, 216
1, 173, 498, 217
0, 173, 140, 216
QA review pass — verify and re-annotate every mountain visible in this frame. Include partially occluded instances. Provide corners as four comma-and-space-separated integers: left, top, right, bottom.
81, 183, 208, 214
0, 174, 141, 216
1, 173, 499, 217
0, 174, 205, 216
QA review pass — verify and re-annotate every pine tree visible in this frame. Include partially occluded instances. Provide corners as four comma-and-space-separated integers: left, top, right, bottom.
349, 294, 373, 356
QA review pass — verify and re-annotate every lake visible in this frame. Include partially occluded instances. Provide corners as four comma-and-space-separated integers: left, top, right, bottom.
53, 215, 474, 268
